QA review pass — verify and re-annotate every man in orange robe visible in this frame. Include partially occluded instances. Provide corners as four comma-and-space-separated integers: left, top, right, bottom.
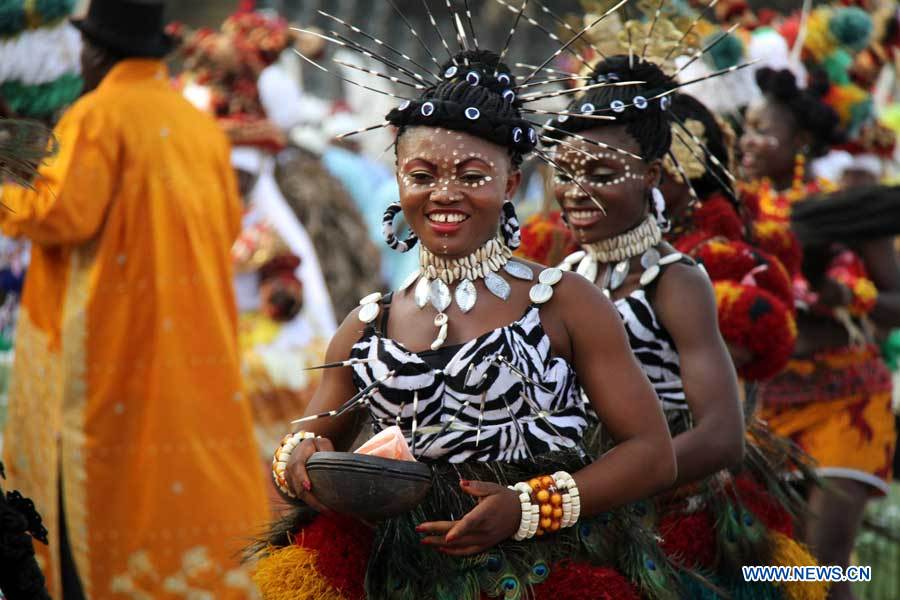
0, 1, 269, 597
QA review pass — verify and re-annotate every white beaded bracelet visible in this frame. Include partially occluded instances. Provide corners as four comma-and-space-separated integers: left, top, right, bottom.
552, 471, 581, 528
510, 482, 540, 541
272, 431, 317, 498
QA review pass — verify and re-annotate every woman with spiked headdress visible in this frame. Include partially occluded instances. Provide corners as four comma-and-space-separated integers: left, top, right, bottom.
251, 6, 690, 599
545, 44, 828, 596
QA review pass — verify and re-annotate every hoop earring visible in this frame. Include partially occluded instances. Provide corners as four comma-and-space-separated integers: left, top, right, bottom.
382, 203, 418, 253
651, 187, 671, 232
499, 200, 521, 249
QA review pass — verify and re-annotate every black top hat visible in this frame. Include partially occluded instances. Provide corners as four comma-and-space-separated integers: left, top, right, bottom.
72, 0, 174, 58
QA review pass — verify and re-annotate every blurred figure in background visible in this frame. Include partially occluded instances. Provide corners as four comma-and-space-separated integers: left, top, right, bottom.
173, 4, 338, 512
274, 136, 383, 319
0, 1, 268, 597
0, 0, 83, 448
230, 142, 335, 509
175, 6, 381, 320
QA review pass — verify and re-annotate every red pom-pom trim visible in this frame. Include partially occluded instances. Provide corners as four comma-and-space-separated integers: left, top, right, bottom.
658, 510, 718, 568
715, 281, 797, 380
752, 221, 803, 276
294, 513, 373, 600
517, 211, 578, 267
694, 239, 793, 307
533, 561, 641, 600
730, 475, 795, 538
692, 195, 746, 242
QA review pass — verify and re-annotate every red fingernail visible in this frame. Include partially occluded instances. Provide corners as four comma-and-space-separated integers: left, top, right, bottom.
460, 479, 470, 487
303, 480, 311, 491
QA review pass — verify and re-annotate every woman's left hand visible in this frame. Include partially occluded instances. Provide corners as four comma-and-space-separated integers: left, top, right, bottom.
416, 480, 521, 556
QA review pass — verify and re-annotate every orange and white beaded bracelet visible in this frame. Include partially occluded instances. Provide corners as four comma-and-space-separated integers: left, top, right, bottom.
272, 431, 317, 498
510, 471, 582, 541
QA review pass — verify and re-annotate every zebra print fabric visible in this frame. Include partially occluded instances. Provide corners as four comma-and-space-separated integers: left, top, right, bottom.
349, 306, 587, 463
382, 202, 418, 253
500, 200, 521, 250
614, 289, 688, 414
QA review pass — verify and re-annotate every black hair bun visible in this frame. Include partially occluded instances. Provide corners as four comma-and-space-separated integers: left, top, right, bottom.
436, 50, 518, 94
754, 67, 843, 157
591, 55, 672, 91
544, 55, 676, 161
386, 49, 536, 160
755, 67, 800, 101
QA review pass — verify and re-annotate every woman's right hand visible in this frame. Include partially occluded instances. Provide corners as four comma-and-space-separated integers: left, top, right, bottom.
284, 436, 335, 512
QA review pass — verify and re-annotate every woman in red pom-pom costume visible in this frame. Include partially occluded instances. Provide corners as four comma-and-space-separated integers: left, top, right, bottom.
741, 66, 900, 599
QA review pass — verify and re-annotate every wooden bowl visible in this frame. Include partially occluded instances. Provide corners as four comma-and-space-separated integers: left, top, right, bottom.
306, 451, 432, 521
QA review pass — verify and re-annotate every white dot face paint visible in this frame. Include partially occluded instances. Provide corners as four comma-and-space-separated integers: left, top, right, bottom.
395, 127, 514, 259
550, 145, 642, 200
397, 128, 504, 193
550, 130, 653, 246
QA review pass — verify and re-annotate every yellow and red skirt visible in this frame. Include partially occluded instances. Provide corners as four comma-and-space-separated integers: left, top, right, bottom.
759, 345, 895, 496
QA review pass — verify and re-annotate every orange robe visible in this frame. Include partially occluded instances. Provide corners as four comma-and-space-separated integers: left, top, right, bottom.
1, 59, 269, 598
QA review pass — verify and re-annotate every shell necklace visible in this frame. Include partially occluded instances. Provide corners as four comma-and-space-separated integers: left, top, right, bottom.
398, 236, 534, 350
559, 217, 679, 295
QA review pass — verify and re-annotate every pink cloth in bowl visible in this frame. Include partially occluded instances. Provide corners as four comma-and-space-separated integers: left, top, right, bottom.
354, 425, 416, 461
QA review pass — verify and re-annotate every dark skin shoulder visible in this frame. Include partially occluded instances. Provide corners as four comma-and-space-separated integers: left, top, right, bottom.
548, 268, 679, 500
857, 237, 900, 329
648, 255, 745, 484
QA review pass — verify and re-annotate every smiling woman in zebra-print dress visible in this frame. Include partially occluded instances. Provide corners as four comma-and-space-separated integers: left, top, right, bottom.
252, 48, 684, 600
549, 55, 827, 598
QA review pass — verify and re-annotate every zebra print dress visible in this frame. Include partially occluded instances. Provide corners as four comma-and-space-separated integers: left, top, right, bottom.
612, 260, 707, 436
349, 301, 587, 463
614, 288, 687, 415
613, 259, 700, 434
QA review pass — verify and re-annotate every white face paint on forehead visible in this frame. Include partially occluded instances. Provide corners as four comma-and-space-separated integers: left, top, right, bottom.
397, 127, 501, 192
551, 145, 642, 200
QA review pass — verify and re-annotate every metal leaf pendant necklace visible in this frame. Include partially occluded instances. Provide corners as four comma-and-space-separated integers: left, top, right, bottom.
391, 236, 533, 350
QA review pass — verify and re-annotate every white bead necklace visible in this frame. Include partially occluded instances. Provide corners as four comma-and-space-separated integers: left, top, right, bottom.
560, 217, 680, 295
